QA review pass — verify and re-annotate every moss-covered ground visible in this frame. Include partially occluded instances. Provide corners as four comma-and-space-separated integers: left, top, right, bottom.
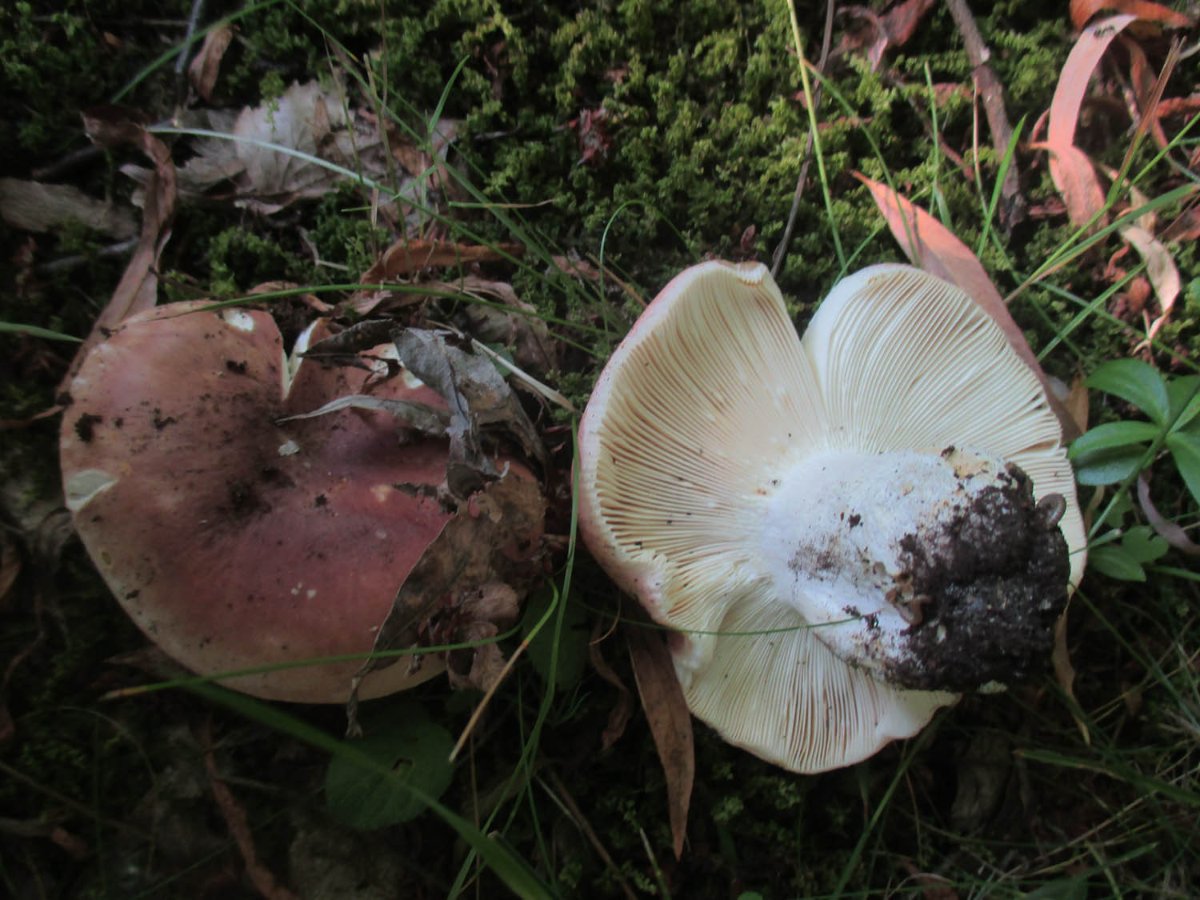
2, 1, 1198, 897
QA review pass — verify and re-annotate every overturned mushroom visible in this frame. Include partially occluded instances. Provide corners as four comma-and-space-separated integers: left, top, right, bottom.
60, 302, 543, 703
577, 262, 1085, 773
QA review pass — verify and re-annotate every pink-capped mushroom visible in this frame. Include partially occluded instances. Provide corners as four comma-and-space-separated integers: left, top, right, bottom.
60, 302, 542, 703
577, 261, 1085, 773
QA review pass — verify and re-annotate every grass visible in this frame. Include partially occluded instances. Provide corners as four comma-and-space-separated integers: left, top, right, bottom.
2, 0, 1199, 897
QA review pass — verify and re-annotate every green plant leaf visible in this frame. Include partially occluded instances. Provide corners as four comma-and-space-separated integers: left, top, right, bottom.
1088, 544, 1147, 582
1072, 445, 1147, 486
522, 586, 588, 692
1120, 526, 1169, 564
1165, 431, 1200, 505
1068, 421, 1160, 458
1167, 375, 1200, 432
1087, 359, 1170, 425
325, 705, 455, 829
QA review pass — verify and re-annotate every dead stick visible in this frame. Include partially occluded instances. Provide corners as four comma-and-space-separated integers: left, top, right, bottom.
946, 0, 1026, 229
770, 0, 836, 278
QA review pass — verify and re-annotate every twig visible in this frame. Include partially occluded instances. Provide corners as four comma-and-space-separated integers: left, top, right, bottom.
771, 0, 836, 278
545, 770, 638, 900
946, 0, 1026, 230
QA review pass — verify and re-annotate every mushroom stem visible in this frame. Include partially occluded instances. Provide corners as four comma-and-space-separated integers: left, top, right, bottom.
760, 446, 1069, 692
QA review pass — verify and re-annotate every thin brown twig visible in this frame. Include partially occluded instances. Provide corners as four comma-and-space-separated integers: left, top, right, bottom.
770, 0, 836, 278
545, 769, 638, 900
946, 0, 1026, 230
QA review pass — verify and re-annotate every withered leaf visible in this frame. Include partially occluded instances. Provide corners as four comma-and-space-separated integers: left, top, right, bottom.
347, 475, 543, 722
187, 23, 235, 103
627, 624, 693, 861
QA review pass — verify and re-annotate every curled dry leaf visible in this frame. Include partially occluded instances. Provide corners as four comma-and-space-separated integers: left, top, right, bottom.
1069, 0, 1194, 29
187, 23, 235, 103
1043, 15, 1137, 227
854, 173, 1079, 438
0, 178, 137, 239
1121, 225, 1181, 345
65, 105, 177, 391
626, 625, 693, 861
359, 238, 524, 284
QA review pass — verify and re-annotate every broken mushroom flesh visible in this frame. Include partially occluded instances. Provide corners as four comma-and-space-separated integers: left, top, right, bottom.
60, 302, 542, 703
577, 261, 1084, 773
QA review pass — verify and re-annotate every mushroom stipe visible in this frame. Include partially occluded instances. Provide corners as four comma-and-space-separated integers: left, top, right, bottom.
577, 261, 1085, 774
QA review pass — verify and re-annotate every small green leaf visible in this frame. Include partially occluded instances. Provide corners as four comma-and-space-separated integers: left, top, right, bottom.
1087, 359, 1170, 425
325, 705, 455, 829
1072, 445, 1146, 486
1166, 431, 1200, 505
1166, 375, 1200, 431
1068, 421, 1160, 458
1120, 526, 1169, 564
1088, 544, 1147, 582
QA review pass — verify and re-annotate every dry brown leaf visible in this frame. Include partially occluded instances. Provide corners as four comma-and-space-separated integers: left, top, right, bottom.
1052, 611, 1089, 743
1044, 15, 1137, 226
854, 172, 1080, 438
1121, 224, 1181, 345
360, 238, 524, 283
0, 178, 137, 238
588, 619, 634, 751
1069, 0, 1194, 29
62, 106, 176, 393
1065, 373, 1090, 435
626, 624, 692, 861
187, 23, 235, 103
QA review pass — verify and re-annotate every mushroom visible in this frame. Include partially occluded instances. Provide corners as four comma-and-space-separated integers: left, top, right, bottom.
577, 261, 1085, 773
60, 301, 542, 703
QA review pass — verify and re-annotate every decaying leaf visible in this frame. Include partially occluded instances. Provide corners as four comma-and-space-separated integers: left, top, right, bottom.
187, 23, 235, 103
839, 0, 937, 70
588, 620, 634, 751
1043, 15, 1137, 227
446, 276, 560, 374
0, 178, 136, 239
1053, 611, 1089, 743
63, 106, 176, 391
1121, 224, 1181, 345
855, 172, 1079, 438
1138, 471, 1200, 556
393, 328, 547, 497
347, 475, 544, 712
159, 80, 458, 218
360, 238, 524, 284
627, 624, 693, 861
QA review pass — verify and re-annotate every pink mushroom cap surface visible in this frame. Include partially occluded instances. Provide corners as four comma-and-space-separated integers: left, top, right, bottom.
61, 302, 540, 703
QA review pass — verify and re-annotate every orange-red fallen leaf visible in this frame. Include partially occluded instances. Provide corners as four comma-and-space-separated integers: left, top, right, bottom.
1122, 38, 1170, 149
1045, 15, 1137, 226
1122, 224, 1181, 346
187, 23, 235, 103
854, 172, 1080, 438
202, 721, 300, 900
359, 238, 524, 284
882, 0, 937, 47
1069, 0, 1193, 29
627, 624, 692, 861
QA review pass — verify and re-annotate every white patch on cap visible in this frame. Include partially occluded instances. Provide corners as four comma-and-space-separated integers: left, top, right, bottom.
277, 439, 300, 456
64, 469, 117, 511
221, 310, 256, 332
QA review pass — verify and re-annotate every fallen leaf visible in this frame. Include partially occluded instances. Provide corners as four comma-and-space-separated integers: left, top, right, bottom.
854, 172, 1079, 438
1069, 0, 1193, 29
0, 178, 136, 238
446, 276, 560, 374
881, 0, 938, 47
347, 475, 544, 716
1121, 224, 1181, 345
1065, 373, 1091, 435
187, 23, 235, 103
1138, 471, 1200, 555
360, 238, 524, 284
569, 108, 612, 166
1044, 15, 1137, 226
1052, 611, 1089, 743
626, 624, 693, 861
588, 618, 634, 751
63, 106, 176, 392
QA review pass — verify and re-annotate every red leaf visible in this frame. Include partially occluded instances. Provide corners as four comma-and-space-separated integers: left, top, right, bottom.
1044, 15, 1137, 226
854, 173, 1080, 438
1069, 0, 1193, 29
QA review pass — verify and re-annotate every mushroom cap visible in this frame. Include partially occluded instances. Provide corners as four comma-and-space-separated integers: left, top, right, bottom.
577, 261, 1084, 773
61, 301, 538, 703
